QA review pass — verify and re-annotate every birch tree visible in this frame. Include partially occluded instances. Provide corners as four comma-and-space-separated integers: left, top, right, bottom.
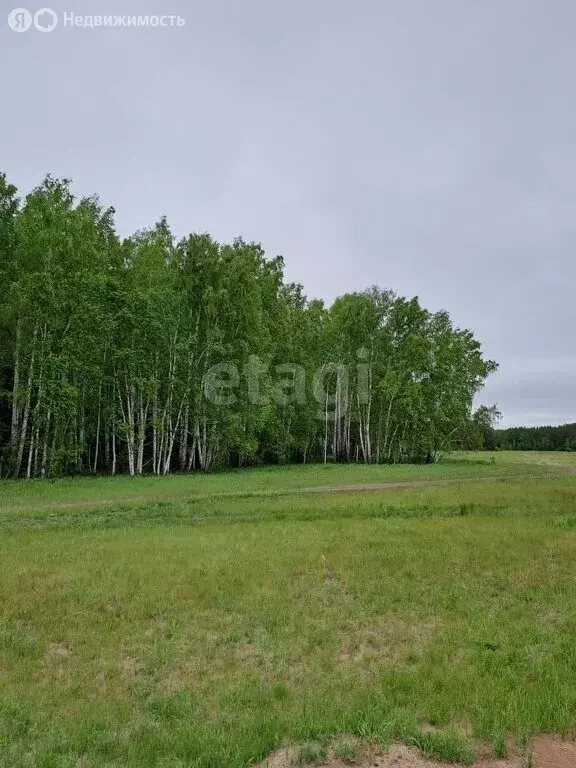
0, 172, 498, 477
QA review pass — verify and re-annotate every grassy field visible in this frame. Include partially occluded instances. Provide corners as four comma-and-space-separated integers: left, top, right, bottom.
0, 451, 570, 512
0, 452, 575, 766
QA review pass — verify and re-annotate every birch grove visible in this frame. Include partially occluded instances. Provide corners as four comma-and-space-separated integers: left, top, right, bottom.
0, 174, 497, 478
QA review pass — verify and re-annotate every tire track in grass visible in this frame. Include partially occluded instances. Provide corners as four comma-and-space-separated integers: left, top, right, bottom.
1, 469, 574, 514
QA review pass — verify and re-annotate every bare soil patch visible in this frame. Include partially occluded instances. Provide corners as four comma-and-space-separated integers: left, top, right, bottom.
258, 734, 576, 767
259, 743, 520, 767
532, 733, 576, 768
44, 642, 70, 659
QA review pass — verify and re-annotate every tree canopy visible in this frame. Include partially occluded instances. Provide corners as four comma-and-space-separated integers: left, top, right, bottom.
495, 423, 576, 452
0, 173, 497, 478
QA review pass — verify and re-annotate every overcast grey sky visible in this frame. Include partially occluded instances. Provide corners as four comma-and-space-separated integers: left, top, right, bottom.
2, 0, 575, 427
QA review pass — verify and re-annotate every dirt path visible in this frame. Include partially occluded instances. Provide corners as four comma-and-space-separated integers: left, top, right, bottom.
297, 470, 576, 494
1, 470, 575, 514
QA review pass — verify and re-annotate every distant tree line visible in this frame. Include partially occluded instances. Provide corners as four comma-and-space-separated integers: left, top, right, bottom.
0, 173, 497, 478
495, 423, 576, 451
459, 405, 576, 452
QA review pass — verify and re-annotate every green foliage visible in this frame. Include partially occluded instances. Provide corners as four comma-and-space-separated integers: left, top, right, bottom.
497, 422, 576, 452
0, 173, 497, 478
409, 730, 476, 763
331, 736, 357, 760
460, 411, 576, 454
295, 741, 327, 765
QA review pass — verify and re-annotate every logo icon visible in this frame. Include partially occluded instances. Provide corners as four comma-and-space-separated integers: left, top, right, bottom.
8, 7, 32, 31
34, 7, 57, 31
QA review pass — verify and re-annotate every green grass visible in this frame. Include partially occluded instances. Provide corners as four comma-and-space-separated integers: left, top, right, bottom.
408, 730, 476, 764
0, 474, 574, 533
0, 450, 570, 512
330, 736, 357, 761
294, 741, 327, 765
0, 452, 575, 766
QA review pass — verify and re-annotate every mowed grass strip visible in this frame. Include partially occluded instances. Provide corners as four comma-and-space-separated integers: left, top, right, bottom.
0, 475, 574, 532
0, 470, 576, 766
1, 450, 571, 513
